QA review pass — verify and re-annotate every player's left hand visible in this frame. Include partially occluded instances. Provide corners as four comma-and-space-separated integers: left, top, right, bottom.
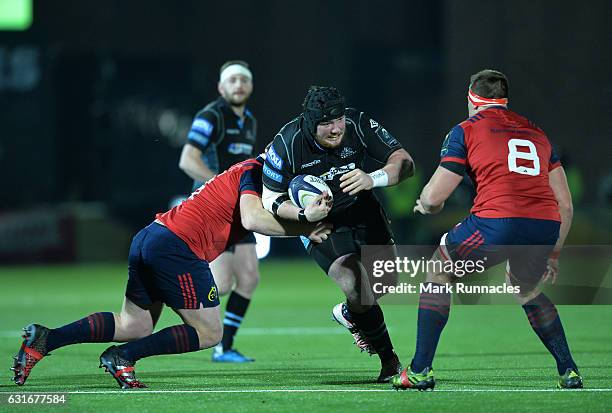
542, 251, 560, 284
307, 221, 333, 243
339, 169, 373, 195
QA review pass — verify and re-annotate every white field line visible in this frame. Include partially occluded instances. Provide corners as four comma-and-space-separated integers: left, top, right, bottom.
0, 389, 610, 394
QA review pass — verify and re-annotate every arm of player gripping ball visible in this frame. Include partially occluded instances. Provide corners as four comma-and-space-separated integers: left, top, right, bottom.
340, 149, 414, 195
240, 193, 331, 240
262, 186, 302, 221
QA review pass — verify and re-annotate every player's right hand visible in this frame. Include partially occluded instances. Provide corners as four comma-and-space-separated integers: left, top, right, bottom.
413, 199, 444, 215
304, 191, 333, 222
307, 221, 333, 243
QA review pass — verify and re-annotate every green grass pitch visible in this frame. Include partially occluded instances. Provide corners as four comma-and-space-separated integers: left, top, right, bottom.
0, 261, 610, 412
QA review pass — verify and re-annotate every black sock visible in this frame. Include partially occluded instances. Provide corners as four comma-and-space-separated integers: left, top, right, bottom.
46, 312, 115, 352
221, 292, 251, 351
411, 282, 451, 372
350, 304, 395, 362
118, 324, 199, 362
522, 293, 577, 375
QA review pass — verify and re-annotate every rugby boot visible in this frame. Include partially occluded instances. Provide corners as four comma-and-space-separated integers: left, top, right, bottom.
212, 344, 255, 363
558, 368, 583, 389
391, 366, 435, 391
99, 345, 147, 389
332, 303, 376, 355
12, 324, 50, 386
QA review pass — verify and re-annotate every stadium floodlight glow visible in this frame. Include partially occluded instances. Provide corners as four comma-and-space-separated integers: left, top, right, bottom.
0, 0, 32, 31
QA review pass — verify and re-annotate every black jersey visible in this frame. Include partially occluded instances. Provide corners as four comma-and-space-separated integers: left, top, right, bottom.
187, 97, 257, 188
262, 108, 402, 214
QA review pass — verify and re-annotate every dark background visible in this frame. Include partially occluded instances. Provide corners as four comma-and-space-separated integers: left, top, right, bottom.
1, 0, 610, 262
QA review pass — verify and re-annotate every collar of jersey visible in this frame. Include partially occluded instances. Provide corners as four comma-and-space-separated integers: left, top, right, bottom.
481, 105, 508, 111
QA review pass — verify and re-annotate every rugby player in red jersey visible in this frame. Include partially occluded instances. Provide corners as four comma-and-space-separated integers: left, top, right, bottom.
12, 156, 332, 389
392, 69, 582, 391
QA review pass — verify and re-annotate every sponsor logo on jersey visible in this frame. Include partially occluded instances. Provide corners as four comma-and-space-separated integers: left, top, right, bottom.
226, 128, 241, 135
320, 163, 356, 181
369, 119, 379, 129
340, 146, 357, 159
263, 164, 283, 183
266, 146, 283, 170
227, 143, 253, 155
301, 159, 322, 169
192, 118, 214, 136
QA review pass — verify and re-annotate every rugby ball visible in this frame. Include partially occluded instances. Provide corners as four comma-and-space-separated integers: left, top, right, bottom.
288, 175, 333, 208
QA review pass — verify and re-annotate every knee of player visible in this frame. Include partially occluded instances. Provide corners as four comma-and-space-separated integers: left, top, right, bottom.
211, 323, 223, 346
329, 254, 363, 276
426, 270, 454, 285
236, 268, 260, 289
116, 314, 152, 339
504, 270, 541, 305
216, 283, 233, 297
189, 318, 223, 349
337, 277, 360, 302
128, 320, 153, 339
198, 323, 223, 349
330, 270, 358, 292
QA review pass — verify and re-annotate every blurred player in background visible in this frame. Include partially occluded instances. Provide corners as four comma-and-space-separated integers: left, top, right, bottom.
12, 156, 331, 389
261, 86, 414, 382
179, 60, 260, 362
392, 69, 582, 391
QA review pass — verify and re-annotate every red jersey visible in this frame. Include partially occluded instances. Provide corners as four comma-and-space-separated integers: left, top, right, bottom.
440, 107, 561, 221
156, 158, 263, 261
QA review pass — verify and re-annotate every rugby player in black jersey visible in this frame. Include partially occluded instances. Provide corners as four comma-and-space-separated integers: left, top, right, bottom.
261, 86, 414, 382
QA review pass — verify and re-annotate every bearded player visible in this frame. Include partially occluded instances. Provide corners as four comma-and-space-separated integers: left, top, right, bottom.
262, 86, 414, 382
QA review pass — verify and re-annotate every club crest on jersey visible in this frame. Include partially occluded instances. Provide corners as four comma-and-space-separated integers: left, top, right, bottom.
377, 127, 399, 147
340, 146, 356, 159
208, 286, 217, 302
440, 132, 451, 156
320, 163, 355, 181
266, 146, 283, 170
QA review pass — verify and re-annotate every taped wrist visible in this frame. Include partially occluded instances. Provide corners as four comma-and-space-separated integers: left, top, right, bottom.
298, 209, 309, 223
368, 169, 389, 188
272, 194, 290, 216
